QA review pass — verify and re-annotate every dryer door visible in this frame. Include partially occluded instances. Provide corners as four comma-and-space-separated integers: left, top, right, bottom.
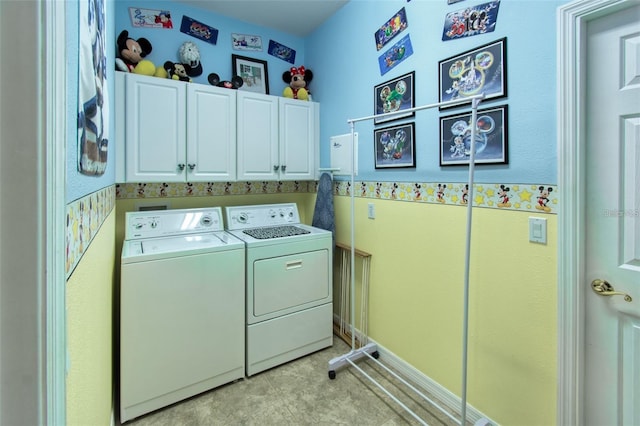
252, 249, 329, 319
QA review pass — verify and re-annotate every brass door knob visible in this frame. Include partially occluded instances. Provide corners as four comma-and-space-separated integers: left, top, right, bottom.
591, 279, 633, 302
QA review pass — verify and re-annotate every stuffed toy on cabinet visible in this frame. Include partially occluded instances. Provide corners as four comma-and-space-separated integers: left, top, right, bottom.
164, 61, 192, 82
178, 41, 203, 77
115, 30, 156, 76
282, 66, 313, 101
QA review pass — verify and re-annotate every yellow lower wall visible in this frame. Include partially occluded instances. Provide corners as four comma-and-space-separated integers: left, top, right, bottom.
112, 191, 557, 425
334, 196, 557, 426
66, 210, 116, 426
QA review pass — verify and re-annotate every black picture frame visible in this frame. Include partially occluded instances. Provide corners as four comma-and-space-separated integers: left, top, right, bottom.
439, 104, 508, 166
438, 37, 507, 109
374, 122, 416, 169
232, 54, 269, 94
374, 71, 415, 124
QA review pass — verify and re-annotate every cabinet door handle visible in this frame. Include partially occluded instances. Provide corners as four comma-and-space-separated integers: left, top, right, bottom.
281, 165, 286, 172
273, 165, 280, 171
188, 163, 196, 170
177, 163, 186, 171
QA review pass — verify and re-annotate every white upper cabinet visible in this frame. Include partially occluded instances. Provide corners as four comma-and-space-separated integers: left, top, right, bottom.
187, 84, 237, 181
236, 91, 279, 181
116, 73, 318, 183
237, 91, 318, 181
278, 97, 319, 181
117, 73, 236, 183
123, 73, 186, 183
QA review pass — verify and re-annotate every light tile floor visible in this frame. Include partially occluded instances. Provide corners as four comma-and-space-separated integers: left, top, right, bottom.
122, 336, 461, 426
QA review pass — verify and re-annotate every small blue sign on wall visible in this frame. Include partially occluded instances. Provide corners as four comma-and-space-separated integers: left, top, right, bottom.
268, 40, 296, 64
374, 7, 408, 51
378, 34, 413, 76
180, 16, 218, 45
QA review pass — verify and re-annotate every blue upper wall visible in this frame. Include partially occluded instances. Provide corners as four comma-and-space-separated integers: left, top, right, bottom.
113, 0, 306, 87
307, 0, 565, 185
67, 0, 565, 202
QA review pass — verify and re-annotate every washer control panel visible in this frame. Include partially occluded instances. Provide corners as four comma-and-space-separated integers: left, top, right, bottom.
125, 207, 224, 240
225, 203, 300, 230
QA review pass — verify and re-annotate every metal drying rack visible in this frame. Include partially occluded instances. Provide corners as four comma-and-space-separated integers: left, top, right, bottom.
327, 94, 485, 426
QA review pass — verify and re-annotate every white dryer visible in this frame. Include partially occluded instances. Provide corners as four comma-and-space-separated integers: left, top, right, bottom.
120, 207, 245, 423
225, 203, 333, 376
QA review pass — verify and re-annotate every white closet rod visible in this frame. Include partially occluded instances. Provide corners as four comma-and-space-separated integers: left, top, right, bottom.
346, 95, 483, 124
329, 94, 483, 426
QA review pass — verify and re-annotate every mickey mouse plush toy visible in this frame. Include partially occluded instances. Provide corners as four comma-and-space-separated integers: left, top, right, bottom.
115, 30, 154, 75
282, 65, 313, 101
164, 61, 192, 82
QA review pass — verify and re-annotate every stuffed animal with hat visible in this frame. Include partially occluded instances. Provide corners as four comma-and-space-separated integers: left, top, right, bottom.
178, 41, 203, 77
282, 65, 313, 101
115, 30, 156, 76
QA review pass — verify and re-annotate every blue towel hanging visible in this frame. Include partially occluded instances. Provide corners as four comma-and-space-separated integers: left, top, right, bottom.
312, 173, 335, 244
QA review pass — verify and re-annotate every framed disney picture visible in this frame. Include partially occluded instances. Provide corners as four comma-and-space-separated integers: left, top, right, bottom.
439, 104, 508, 166
374, 71, 415, 124
232, 54, 270, 94
438, 38, 507, 110
374, 122, 416, 169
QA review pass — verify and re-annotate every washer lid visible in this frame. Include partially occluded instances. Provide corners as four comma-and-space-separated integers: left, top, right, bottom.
122, 231, 244, 263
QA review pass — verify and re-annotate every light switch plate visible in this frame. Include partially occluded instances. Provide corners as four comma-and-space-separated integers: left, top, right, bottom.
368, 203, 375, 219
529, 217, 547, 244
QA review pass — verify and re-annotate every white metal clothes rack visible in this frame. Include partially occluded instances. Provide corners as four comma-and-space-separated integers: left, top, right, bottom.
327, 94, 485, 426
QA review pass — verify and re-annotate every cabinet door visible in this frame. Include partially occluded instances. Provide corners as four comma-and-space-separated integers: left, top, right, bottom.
125, 74, 186, 182
187, 85, 237, 182
279, 98, 318, 181
236, 91, 279, 180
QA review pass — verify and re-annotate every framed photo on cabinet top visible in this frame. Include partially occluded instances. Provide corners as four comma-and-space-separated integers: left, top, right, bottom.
374, 122, 416, 169
374, 71, 415, 125
232, 54, 270, 94
438, 37, 507, 110
439, 104, 508, 166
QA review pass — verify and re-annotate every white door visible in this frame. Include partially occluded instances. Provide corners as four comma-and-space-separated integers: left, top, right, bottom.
584, 4, 640, 425
187, 84, 237, 181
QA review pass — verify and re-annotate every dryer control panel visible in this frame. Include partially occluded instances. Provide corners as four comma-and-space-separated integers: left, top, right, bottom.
225, 203, 300, 230
125, 207, 224, 240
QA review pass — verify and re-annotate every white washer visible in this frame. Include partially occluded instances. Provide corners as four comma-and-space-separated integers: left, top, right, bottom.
225, 203, 333, 376
120, 207, 245, 423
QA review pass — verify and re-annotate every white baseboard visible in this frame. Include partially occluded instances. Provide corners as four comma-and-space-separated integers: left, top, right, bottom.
332, 316, 496, 425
